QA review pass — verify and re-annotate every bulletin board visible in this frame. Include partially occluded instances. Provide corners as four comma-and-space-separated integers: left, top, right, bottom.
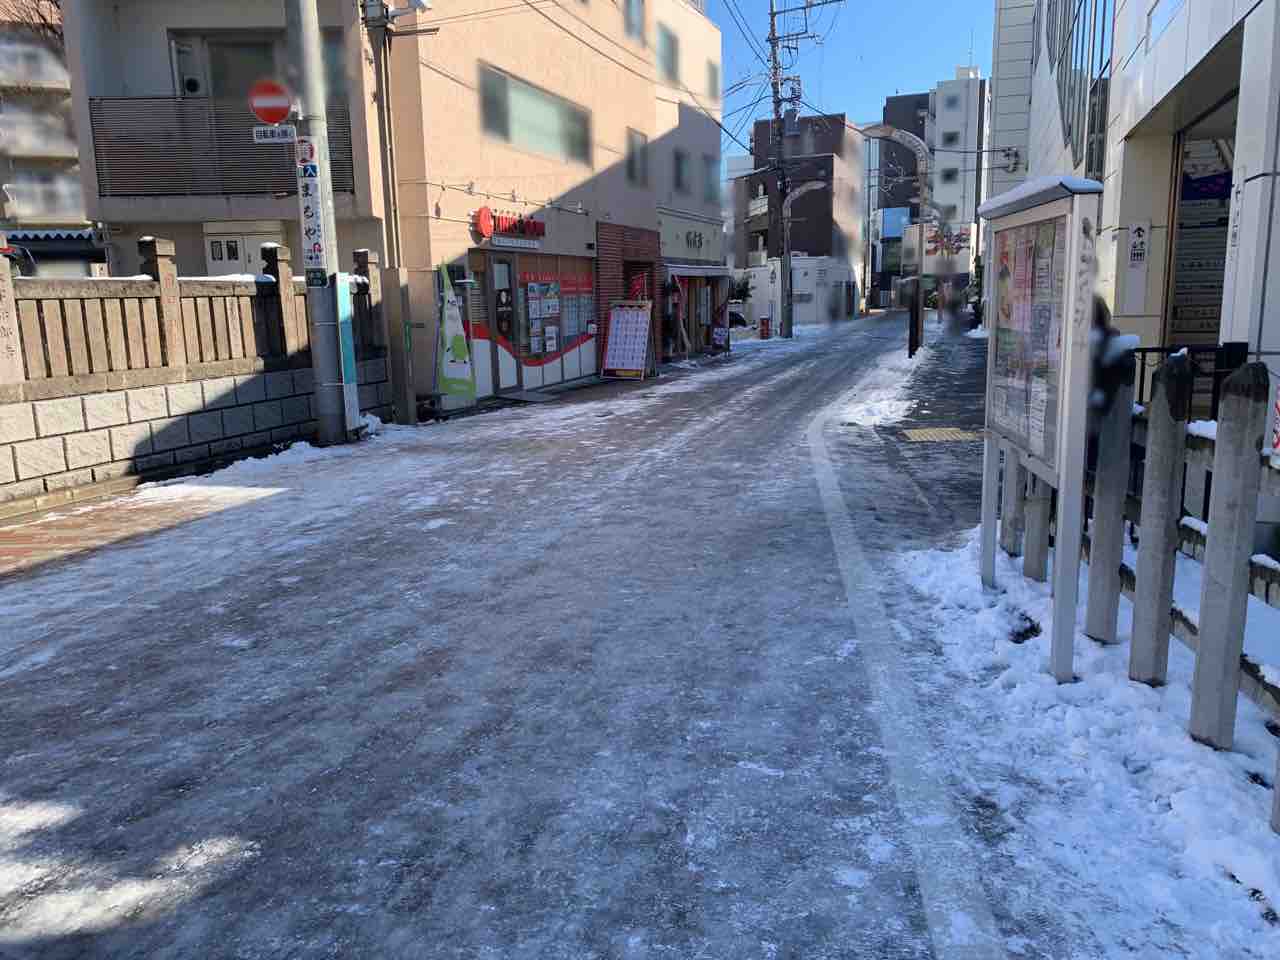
988, 214, 1068, 468
602, 301, 656, 380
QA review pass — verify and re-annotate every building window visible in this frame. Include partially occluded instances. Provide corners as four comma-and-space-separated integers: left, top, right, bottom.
674, 149, 690, 193
703, 154, 719, 203
1049, 0, 1112, 173
942, 131, 960, 147
625, 0, 644, 43
479, 65, 592, 165
626, 128, 648, 185
657, 24, 679, 84
944, 94, 960, 110
707, 60, 719, 100
940, 167, 959, 184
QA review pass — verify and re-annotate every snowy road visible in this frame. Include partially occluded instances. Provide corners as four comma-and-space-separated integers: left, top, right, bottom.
4, 314, 1272, 958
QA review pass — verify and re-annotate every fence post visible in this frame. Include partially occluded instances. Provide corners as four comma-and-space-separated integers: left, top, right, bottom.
354, 249, 385, 349
1000, 440, 1027, 557
1023, 476, 1052, 582
0, 232, 22, 386
1188, 362, 1271, 750
263, 245, 302, 360
1085, 355, 1136, 644
1130, 355, 1192, 685
138, 237, 186, 367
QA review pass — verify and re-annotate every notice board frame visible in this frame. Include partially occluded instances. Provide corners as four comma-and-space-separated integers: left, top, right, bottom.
601, 300, 658, 381
978, 178, 1103, 683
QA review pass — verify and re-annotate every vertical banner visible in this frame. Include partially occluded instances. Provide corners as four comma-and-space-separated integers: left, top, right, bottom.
334, 274, 361, 428
295, 137, 327, 288
1122, 220, 1150, 315
439, 268, 476, 402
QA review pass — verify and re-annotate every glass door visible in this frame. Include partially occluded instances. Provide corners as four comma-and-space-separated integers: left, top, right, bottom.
492, 258, 519, 391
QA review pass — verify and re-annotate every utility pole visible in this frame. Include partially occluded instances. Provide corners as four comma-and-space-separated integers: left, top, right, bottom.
285, 0, 350, 444
764, 0, 844, 338
360, 1, 435, 425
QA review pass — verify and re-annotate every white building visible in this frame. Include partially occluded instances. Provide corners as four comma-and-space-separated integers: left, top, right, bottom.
928, 66, 990, 233
988, 0, 1033, 200
1017, 0, 1279, 384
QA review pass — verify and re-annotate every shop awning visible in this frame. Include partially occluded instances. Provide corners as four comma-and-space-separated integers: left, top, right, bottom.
665, 264, 732, 279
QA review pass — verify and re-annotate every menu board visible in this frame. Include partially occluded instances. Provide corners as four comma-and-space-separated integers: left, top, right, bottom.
602, 302, 654, 379
988, 215, 1067, 466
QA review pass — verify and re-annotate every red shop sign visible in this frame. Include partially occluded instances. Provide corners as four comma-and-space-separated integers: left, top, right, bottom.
473, 206, 546, 240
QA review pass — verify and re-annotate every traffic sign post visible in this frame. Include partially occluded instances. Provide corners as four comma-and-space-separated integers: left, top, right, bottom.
249, 79, 292, 125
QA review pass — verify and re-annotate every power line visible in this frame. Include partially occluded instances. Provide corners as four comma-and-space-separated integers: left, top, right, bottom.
723, 0, 770, 67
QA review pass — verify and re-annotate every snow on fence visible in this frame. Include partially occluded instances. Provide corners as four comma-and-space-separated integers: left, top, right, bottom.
0, 237, 391, 511
998, 354, 1280, 833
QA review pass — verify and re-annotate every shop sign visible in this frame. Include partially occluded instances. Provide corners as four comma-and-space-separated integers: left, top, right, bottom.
473, 206, 545, 248
1122, 220, 1149, 314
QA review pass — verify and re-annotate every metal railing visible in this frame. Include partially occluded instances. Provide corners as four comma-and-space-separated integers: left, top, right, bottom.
1132, 342, 1249, 421
89, 96, 354, 198
747, 195, 768, 218
747, 250, 767, 267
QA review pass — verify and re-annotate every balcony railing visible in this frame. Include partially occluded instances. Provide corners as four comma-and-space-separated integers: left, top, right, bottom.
748, 249, 767, 267
89, 97, 354, 198
747, 195, 768, 218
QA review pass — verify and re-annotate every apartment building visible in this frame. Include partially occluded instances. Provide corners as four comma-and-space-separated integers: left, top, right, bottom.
0, 18, 96, 275
732, 111, 865, 301
879, 92, 929, 221
928, 66, 989, 229
61, 0, 723, 397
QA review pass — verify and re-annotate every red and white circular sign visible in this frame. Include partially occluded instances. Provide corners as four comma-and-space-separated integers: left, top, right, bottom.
248, 79, 292, 125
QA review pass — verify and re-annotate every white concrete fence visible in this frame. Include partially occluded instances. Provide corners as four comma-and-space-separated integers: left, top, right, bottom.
999, 355, 1280, 833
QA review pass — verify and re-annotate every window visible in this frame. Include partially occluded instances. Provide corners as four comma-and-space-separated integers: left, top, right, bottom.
940, 167, 959, 184
944, 94, 960, 110
626, 128, 648, 185
207, 40, 275, 99
941, 204, 958, 220
674, 149, 690, 193
703, 154, 719, 203
479, 65, 592, 165
942, 131, 960, 147
707, 60, 719, 100
657, 24, 679, 84
625, 0, 644, 43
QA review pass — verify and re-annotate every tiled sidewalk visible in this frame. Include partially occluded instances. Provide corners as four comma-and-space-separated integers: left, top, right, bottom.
0, 489, 246, 578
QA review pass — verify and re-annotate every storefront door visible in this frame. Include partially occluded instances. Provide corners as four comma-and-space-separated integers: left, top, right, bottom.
492, 258, 519, 392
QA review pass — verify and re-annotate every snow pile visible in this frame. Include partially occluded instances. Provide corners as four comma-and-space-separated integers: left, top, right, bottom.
361, 412, 384, 436
897, 530, 1280, 956
836, 346, 930, 427
964, 327, 989, 340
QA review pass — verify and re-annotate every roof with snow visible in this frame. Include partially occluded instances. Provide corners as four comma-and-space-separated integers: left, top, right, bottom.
977, 176, 1103, 221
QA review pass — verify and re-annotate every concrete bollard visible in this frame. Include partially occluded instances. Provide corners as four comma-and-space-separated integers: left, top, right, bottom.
1130, 356, 1192, 685
1023, 476, 1052, 582
1188, 363, 1271, 750
1000, 441, 1028, 557
1085, 357, 1136, 644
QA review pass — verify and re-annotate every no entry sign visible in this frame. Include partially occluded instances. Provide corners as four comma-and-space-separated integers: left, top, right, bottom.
248, 79, 292, 125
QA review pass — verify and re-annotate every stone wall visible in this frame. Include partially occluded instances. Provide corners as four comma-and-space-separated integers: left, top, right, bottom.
0, 236, 391, 512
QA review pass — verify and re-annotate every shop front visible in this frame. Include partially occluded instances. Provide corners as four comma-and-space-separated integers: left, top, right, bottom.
464, 207, 599, 398
657, 210, 730, 359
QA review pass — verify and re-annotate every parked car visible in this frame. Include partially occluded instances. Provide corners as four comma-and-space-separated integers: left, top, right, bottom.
727, 300, 748, 327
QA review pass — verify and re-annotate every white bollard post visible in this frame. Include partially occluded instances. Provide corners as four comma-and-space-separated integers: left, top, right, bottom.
1023, 476, 1052, 582
980, 430, 1001, 589
1000, 440, 1028, 557
1085, 361, 1136, 644
1188, 363, 1271, 750
1130, 356, 1192, 685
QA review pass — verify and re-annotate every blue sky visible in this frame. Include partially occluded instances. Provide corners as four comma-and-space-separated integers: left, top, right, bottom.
708, 0, 996, 157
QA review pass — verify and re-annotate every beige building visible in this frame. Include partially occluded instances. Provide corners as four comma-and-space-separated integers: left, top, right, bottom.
0, 18, 96, 275
61, 0, 724, 398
